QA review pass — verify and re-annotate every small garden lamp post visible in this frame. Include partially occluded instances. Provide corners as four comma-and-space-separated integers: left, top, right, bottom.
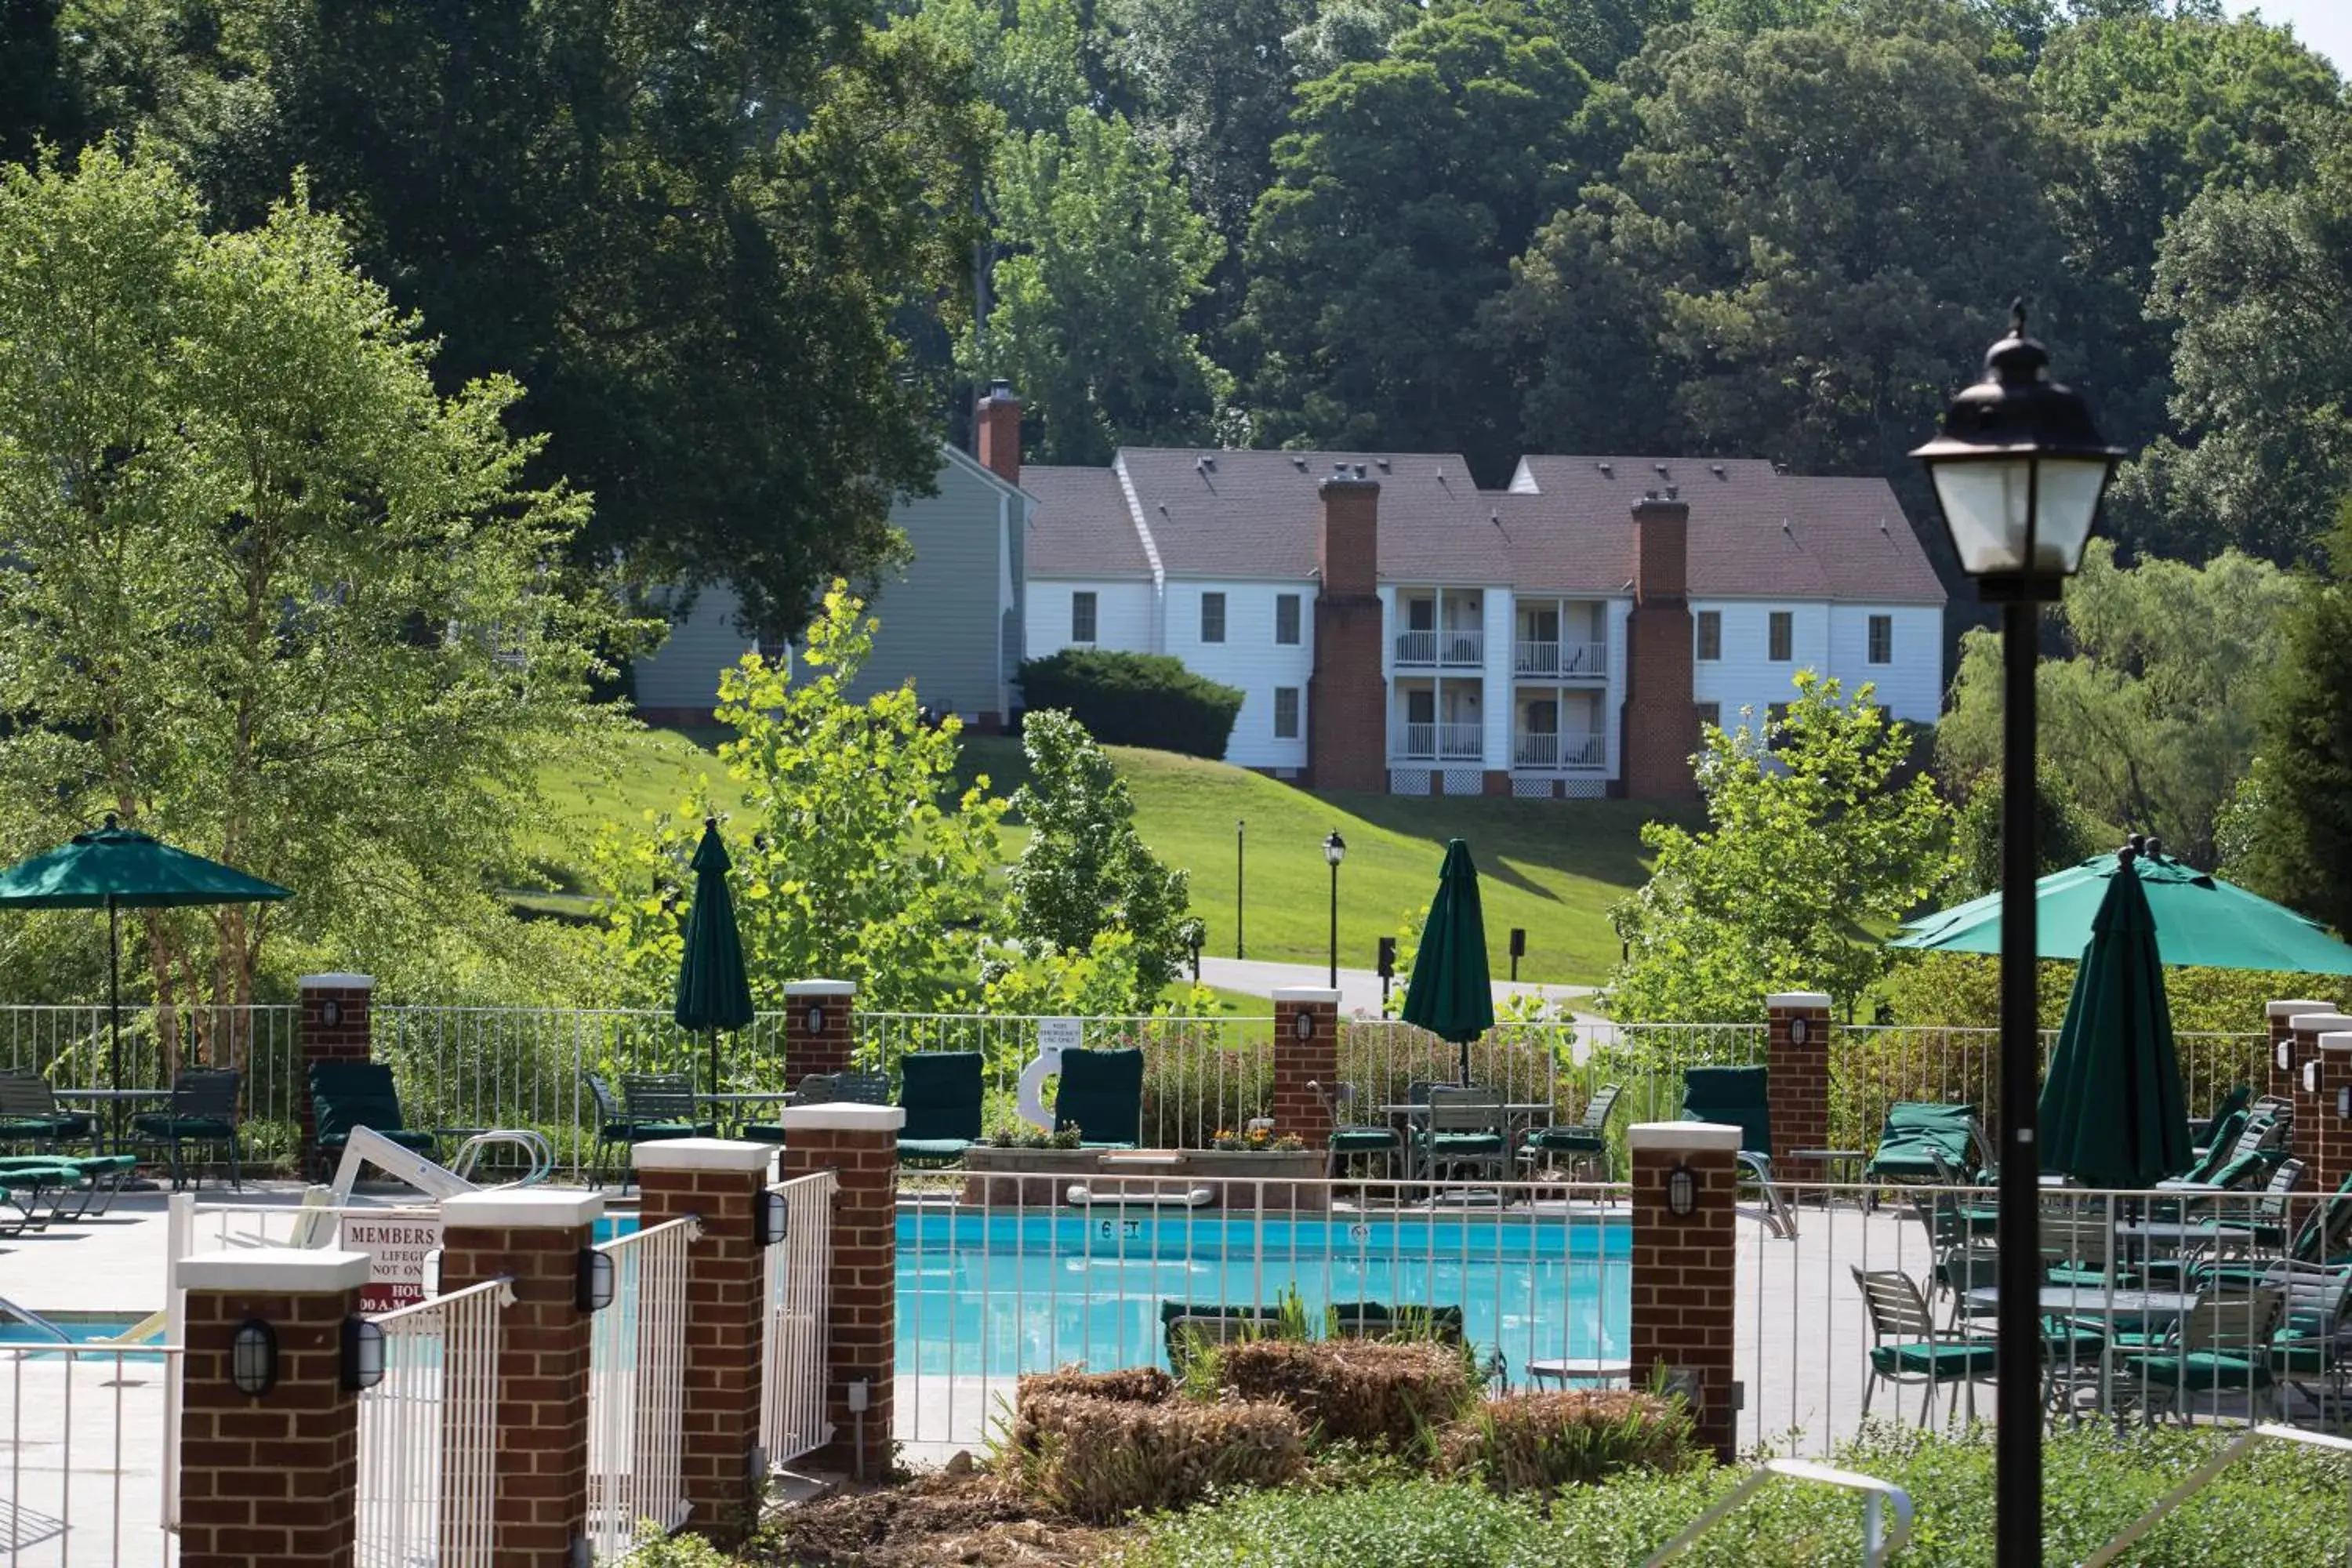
1911, 303, 2122, 1567
1323, 830, 1348, 987
1235, 818, 1246, 960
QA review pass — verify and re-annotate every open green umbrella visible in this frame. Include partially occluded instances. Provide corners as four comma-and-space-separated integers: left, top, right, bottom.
673, 818, 754, 1099
1400, 839, 1496, 1083
2038, 850, 2192, 1189
1893, 846, 2352, 975
0, 816, 292, 1095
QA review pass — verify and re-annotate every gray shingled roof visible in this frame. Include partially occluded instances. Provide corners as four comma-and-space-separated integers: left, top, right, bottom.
1023, 448, 1945, 605
1024, 465, 1152, 579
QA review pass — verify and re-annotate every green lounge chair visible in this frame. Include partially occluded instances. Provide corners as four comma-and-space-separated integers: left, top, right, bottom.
310, 1062, 437, 1181
1853, 1267, 1999, 1425
1864, 1102, 1980, 1185
742, 1071, 888, 1143
1054, 1047, 1144, 1149
1682, 1064, 1796, 1237
0, 1160, 86, 1236
132, 1069, 243, 1191
1160, 1301, 1281, 1374
2187, 1083, 2252, 1149
1328, 1301, 1467, 1343
1312, 1081, 1405, 1181
898, 1051, 983, 1167
0, 1152, 137, 1219
1521, 1084, 1621, 1177
0, 1073, 96, 1152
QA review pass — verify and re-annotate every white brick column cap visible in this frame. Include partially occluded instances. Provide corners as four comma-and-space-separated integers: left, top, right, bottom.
442, 1188, 604, 1228
2270, 999, 2336, 1018
1627, 1121, 1744, 1153
784, 979, 857, 998
180, 1247, 370, 1292
2290, 1013, 2352, 1036
1272, 988, 1341, 1004
299, 973, 375, 990
1766, 991, 1831, 1011
2320, 1033, 2352, 1054
632, 1138, 777, 1174
780, 1103, 906, 1134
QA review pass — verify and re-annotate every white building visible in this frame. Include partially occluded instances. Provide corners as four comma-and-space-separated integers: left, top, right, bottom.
1025, 448, 1946, 800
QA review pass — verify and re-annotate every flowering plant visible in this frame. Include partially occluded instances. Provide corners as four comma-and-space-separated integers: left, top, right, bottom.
1209, 1126, 1306, 1152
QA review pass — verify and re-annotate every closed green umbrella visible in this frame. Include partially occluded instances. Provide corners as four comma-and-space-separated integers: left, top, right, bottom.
673, 818, 754, 1098
1893, 845, 2352, 974
0, 815, 292, 1098
2038, 850, 2192, 1189
1401, 839, 1496, 1083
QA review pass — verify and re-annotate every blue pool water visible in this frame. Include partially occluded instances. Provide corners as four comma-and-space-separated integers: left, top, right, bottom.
0, 1314, 162, 1357
895, 1209, 1632, 1379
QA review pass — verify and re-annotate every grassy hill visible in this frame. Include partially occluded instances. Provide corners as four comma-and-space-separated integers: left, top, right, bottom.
521, 726, 1685, 985
959, 738, 1679, 985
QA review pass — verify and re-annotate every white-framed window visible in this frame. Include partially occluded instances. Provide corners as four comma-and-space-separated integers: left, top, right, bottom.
1273, 687, 1301, 739
1867, 613, 1892, 665
1768, 611, 1793, 662
1696, 611, 1722, 662
1201, 592, 1226, 644
1697, 702, 1721, 730
1071, 591, 1098, 644
1275, 593, 1301, 645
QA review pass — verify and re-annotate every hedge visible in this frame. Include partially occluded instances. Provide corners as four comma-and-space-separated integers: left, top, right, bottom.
1018, 652, 1244, 760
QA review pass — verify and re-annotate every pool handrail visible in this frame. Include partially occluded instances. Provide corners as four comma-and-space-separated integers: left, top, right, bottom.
1642, 1457, 1914, 1566
0, 1291, 69, 1341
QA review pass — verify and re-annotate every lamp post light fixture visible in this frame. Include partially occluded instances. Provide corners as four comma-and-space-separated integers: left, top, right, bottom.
1665, 1161, 1698, 1218
229, 1319, 278, 1397
1911, 301, 2122, 1567
1323, 830, 1347, 989
1235, 819, 1246, 960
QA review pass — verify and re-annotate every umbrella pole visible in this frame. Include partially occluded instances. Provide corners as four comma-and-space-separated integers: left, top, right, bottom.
107, 898, 122, 1096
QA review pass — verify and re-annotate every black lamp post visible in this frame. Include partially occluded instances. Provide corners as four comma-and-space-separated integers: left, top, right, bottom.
1911, 303, 2122, 1566
1235, 818, 1246, 960
1323, 830, 1347, 987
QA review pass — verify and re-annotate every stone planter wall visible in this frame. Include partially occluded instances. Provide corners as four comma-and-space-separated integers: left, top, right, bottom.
1181, 1149, 1329, 1212
959, 1145, 1103, 1207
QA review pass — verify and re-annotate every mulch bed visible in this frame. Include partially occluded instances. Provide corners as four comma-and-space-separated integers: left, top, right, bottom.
757, 1468, 1120, 1567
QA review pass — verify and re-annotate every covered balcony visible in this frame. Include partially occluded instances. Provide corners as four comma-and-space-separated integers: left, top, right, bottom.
1393, 589, 1486, 669
1512, 731, 1606, 770
1514, 599, 1608, 681
1397, 721, 1487, 761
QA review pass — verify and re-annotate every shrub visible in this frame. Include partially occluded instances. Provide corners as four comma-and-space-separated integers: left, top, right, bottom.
1017, 650, 1243, 760
1002, 1390, 1305, 1523
1015, 1365, 1174, 1407
1439, 1391, 1695, 1497
1208, 1338, 1475, 1450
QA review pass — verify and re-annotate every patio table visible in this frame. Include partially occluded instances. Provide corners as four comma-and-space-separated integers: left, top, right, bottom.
695, 1090, 797, 1134
1961, 1283, 2205, 1418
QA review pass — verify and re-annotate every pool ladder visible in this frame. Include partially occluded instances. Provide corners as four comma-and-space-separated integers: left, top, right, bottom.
0, 1293, 69, 1342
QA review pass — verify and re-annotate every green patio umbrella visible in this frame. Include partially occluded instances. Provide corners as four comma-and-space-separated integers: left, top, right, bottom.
2038, 849, 2192, 1189
1893, 844, 2352, 975
673, 818, 754, 1099
0, 816, 292, 1095
1400, 839, 1496, 1083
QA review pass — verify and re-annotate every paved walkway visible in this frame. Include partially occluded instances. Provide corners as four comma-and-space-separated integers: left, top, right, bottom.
1196, 956, 1600, 1024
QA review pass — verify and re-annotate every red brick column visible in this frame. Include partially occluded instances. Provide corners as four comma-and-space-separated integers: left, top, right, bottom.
2289, 1013, 2352, 1170
786, 980, 857, 1081
2306, 1035, 2352, 1198
1629, 1121, 1740, 1462
2279, 1007, 2347, 1138
298, 973, 374, 1169
438, 1189, 601, 1566
1272, 987, 1339, 1149
634, 1139, 774, 1537
177, 1248, 369, 1568
779, 1102, 901, 1479
1765, 990, 1831, 1179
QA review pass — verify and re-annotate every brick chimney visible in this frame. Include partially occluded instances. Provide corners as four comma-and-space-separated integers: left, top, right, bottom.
1621, 494, 1699, 800
1309, 463, 1386, 791
976, 379, 1022, 487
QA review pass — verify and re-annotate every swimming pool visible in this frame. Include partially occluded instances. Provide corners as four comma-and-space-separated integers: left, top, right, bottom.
895, 1207, 1632, 1381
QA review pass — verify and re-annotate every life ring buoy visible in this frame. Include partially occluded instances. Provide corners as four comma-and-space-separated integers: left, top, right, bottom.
1016, 1041, 1064, 1131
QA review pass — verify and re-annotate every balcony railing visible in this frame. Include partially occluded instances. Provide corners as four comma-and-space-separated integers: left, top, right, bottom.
1513, 640, 1607, 678
1513, 731, 1606, 770
1398, 722, 1486, 760
1394, 629, 1485, 667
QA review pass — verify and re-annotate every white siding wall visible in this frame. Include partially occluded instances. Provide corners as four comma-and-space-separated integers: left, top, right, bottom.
1603, 598, 1631, 779
1163, 579, 1317, 771
1827, 605, 1944, 724
1481, 588, 1514, 770
1025, 579, 1157, 657
631, 584, 757, 711
1690, 600, 1829, 731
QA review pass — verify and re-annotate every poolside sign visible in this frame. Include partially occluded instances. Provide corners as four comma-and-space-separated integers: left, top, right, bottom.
343, 1213, 444, 1312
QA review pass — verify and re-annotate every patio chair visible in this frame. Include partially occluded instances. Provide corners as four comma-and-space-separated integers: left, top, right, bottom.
1311, 1080, 1405, 1181
130, 1068, 243, 1191
1328, 1301, 1466, 1344
1852, 1266, 1999, 1425
1520, 1083, 1621, 1178
0, 1152, 137, 1219
2118, 1286, 2287, 1423
1415, 1085, 1508, 1183
2159, 1110, 2288, 1192
1682, 1065, 1798, 1239
618, 1073, 717, 1161
2187, 1083, 2252, 1150
0, 1160, 85, 1236
0, 1073, 96, 1153
897, 1052, 984, 1168
1864, 1102, 1980, 1185
1160, 1301, 1280, 1375
1904, 1178, 2000, 1322
1054, 1048, 1144, 1149
312, 1061, 441, 1181
740, 1070, 891, 1142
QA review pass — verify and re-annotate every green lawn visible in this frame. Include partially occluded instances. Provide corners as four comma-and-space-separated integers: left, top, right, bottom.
520, 726, 1685, 985
964, 737, 1683, 985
